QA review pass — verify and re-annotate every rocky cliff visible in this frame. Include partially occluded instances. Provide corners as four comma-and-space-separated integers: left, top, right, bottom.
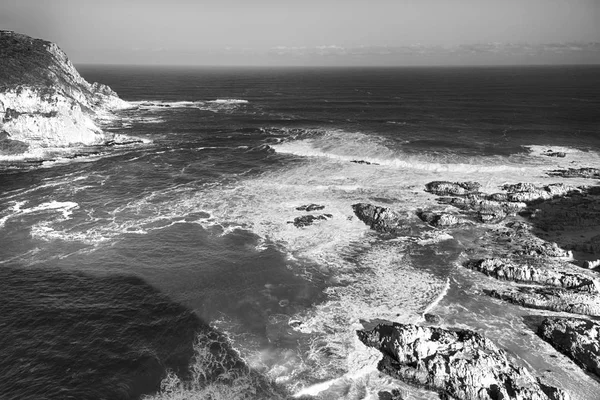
0, 31, 129, 155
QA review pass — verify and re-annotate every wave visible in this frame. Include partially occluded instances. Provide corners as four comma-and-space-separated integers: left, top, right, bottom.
0, 200, 78, 228
129, 99, 249, 111
271, 129, 530, 174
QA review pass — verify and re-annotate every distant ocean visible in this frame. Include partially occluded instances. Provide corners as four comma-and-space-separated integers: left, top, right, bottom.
1, 66, 600, 399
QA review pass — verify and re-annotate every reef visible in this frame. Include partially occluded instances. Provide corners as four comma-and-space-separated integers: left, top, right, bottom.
352, 203, 429, 236
358, 323, 568, 400
0, 30, 129, 154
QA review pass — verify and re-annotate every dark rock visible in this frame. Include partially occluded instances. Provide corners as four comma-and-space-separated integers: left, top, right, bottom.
548, 168, 600, 180
358, 323, 567, 400
425, 181, 481, 196
423, 313, 442, 324
538, 317, 600, 378
543, 151, 566, 158
296, 204, 325, 212
464, 258, 599, 293
351, 159, 379, 165
289, 214, 332, 228
488, 287, 600, 317
377, 389, 405, 400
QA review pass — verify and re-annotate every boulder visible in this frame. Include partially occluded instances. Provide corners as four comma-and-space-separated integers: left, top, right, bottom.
357, 323, 567, 400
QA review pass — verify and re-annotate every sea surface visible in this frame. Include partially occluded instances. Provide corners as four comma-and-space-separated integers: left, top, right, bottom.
1, 65, 600, 399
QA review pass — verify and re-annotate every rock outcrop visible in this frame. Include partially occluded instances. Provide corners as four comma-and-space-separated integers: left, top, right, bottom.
464, 258, 597, 293
289, 214, 332, 228
425, 181, 481, 197
538, 318, 600, 378
357, 323, 567, 400
489, 287, 600, 316
416, 210, 472, 228
0, 31, 129, 153
352, 203, 429, 236
548, 168, 600, 180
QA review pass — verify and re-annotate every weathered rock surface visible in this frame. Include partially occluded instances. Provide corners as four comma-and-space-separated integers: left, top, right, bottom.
502, 183, 579, 203
438, 195, 524, 223
289, 214, 332, 228
548, 168, 600, 180
538, 317, 600, 378
357, 323, 567, 400
542, 151, 566, 158
352, 203, 428, 235
425, 181, 481, 196
465, 258, 598, 293
0, 30, 129, 152
489, 287, 600, 316
416, 210, 472, 228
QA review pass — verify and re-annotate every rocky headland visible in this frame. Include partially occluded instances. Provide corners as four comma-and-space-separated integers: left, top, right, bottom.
0, 31, 132, 158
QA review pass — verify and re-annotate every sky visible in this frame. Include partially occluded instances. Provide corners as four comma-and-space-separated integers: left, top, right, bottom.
1, 0, 599, 66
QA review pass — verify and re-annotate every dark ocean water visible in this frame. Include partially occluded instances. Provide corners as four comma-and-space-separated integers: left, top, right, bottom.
1, 66, 600, 399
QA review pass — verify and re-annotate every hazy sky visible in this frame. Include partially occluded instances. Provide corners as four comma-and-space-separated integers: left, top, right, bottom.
1, 0, 599, 66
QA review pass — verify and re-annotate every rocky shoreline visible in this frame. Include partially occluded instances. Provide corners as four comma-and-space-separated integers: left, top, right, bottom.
348, 175, 600, 399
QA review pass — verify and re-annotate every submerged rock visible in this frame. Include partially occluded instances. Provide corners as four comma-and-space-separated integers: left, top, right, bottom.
357, 323, 567, 400
489, 287, 600, 317
538, 317, 600, 378
464, 258, 599, 293
351, 159, 379, 165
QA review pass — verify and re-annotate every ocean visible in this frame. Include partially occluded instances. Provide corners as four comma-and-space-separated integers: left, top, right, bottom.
1, 65, 600, 399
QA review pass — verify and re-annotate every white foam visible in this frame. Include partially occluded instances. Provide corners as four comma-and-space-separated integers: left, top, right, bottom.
208, 99, 249, 104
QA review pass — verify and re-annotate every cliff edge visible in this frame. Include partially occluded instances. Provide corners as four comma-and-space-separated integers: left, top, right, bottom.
0, 31, 129, 155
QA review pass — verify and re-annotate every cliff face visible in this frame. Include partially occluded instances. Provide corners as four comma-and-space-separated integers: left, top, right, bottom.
0, 31, 129, 154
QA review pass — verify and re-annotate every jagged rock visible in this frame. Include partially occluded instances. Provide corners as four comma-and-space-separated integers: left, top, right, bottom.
464, 258, 599, 293
289, 214, 332, 228
296, 204, 325, 212
425, 181, 481, 196
357, 323, 567, 400
0, 30, 129, 151
352, 203, 428, 235
488, 287, 600, 316
502, 183, 579, 203
548, 168, 600, 179
416, 210, 472, 228
538, 317, 600, 378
